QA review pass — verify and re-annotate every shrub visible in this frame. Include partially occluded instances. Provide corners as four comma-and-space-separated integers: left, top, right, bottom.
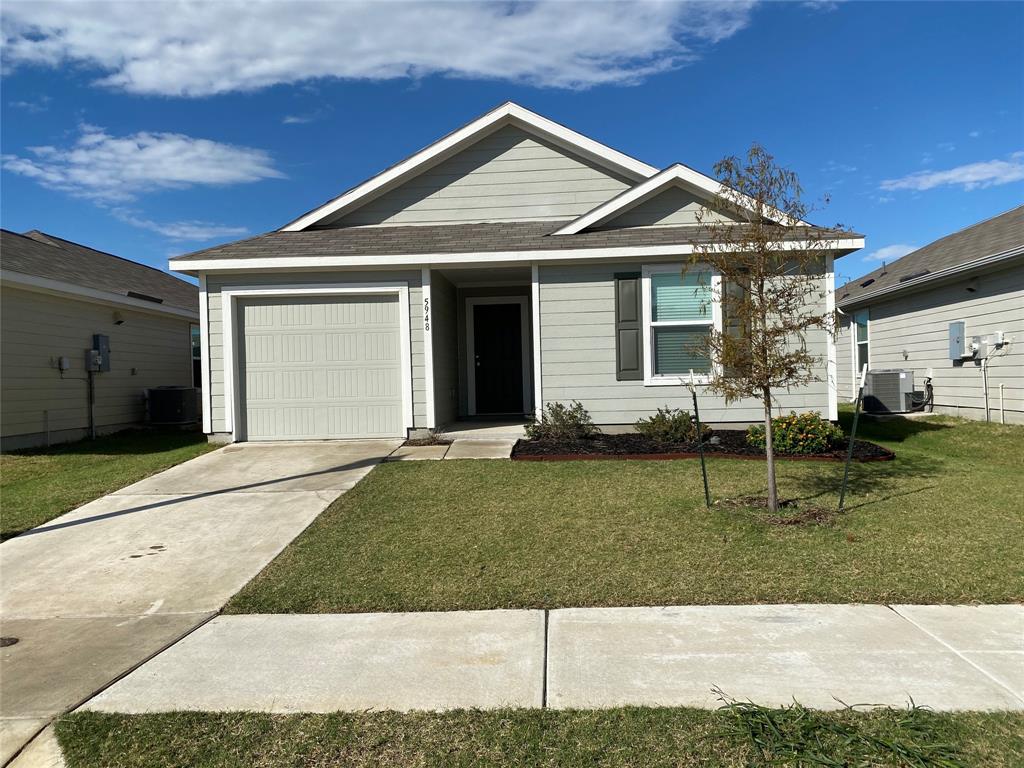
525, 401, 598, 441
634, 407, 710, 444
746, 411, 844, 455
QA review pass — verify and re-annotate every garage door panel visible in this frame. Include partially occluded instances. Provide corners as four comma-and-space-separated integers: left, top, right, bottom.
326, 332, 358, 361
238, 295, 404, 440
365, 368, 400, 398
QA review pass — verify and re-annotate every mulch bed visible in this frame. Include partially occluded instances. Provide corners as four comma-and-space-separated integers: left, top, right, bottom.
511, 430, 893, 463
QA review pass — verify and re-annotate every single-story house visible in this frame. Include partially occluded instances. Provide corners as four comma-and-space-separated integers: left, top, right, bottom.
169, 102, 864, 443
1, 230, 200, 450
836, 205, 1023, 424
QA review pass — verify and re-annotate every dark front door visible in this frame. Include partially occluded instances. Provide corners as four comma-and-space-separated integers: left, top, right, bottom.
472, 302, 524, 414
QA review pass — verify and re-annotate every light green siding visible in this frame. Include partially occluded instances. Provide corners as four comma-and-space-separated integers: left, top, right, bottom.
204, 270, 426, 436
1, 286, 194, 449
330, 125, 633, 227
597, 185, 741, 229
836, 262, 1024, 423
538, 263, 830, 424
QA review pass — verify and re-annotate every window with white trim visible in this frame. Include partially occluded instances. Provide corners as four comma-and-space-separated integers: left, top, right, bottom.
853, 310, 869, 376
642, 265, 720, 384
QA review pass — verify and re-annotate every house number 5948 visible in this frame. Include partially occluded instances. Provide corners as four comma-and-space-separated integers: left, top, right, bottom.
423, 297, 430, 331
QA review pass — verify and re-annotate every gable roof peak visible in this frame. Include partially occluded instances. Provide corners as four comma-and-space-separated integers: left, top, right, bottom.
279, 101, 657, 231
552, 161, 810, 236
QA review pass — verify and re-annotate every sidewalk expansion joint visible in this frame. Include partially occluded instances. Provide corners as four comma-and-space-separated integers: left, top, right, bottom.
886, 604, 1024, 706
541, 609, 550, 709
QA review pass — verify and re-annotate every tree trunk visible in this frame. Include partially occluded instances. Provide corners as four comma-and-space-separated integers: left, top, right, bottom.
763, 389, 778, 514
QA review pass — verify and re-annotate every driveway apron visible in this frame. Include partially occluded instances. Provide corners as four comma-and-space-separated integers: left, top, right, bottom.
0, 439, 399, 765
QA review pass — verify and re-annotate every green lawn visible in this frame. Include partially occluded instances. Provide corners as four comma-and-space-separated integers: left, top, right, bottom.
227, 413, 1024, 613
1, 429, 215, 540
56, 706, 1024, 768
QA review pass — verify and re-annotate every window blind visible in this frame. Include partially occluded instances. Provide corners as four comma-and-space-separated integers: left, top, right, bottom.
653, 326, 712, 375
651, 270, 712, 322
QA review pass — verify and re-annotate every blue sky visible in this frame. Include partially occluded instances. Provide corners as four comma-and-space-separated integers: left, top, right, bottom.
2, 1, 1022, 287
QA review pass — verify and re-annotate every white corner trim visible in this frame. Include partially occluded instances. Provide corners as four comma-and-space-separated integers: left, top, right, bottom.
640, 263, 721, 387
465, 295, 531, 417
170, 238, 865, 274
531, 264, 542, 419
825, 255, 838, 421
421, 268, 436, 429
1, 269, 199, 320
219, 282, 412, 441
198, 274, 212, 433
279, 102, 657, 232
552, 164, 809, 236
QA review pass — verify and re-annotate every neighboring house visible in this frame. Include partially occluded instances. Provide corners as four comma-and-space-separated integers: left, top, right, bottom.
169, 102, 863, 443
1, 230, 200, 449
836, 205, 1023, 424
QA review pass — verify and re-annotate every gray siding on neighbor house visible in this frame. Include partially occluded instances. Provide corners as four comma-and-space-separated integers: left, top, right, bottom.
537, 262, 830, 424
1, 286, 194, 449
836, 262, 1024, 423
597, 185, 740, 229
331, 125, 634, 227
204, 270, 426, 435
430, 272, 459, 425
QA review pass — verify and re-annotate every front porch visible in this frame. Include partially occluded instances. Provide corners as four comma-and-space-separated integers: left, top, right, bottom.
424, 265, 537, 432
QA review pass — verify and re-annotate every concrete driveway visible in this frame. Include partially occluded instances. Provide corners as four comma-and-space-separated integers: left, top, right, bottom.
0, 439, 399, 765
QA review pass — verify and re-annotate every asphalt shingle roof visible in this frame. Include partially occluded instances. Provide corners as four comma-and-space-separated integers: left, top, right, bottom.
1, 230, 199, 312
172, 220, 859, 263
837, 205, 1024, 307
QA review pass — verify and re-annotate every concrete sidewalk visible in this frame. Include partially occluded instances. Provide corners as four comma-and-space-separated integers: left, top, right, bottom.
0, 440, 399, 765
83, 604, 1023, 716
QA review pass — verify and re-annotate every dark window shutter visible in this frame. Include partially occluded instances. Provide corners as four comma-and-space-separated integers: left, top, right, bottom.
722, 276, 751, 378
615, 272, 643, 381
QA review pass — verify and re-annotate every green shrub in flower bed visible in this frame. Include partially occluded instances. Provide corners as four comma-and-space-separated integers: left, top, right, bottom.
634, 407, 710, 444
746, 411, 844, 455
525, 401, 599, 441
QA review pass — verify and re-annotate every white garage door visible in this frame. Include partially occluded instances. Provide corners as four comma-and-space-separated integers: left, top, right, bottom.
238, 295, 404, 440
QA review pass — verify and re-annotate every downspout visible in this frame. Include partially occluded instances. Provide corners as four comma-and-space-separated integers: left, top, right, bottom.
981, 359, 990, 423
88, 369, 97, 439
1000, 383, 1005, 425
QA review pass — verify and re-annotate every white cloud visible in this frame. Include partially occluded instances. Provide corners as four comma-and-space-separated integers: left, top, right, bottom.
936, 141, 955, 152
2, 124, 283, 202
8, 95, 51, 113
822, 160, 857, 173
282, 115, 314, 125
865, 243, 917, 263
1, 1, 757, 96
111, 209, 249, 241
881, 152, 1024, 192
969, 130, 981, 138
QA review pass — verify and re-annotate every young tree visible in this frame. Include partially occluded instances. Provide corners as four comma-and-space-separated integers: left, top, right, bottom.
691, 144, 851, 513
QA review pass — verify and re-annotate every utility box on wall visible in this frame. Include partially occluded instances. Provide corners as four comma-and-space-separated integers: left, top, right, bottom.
948, 321, 965, 360
92, 334, 111, 372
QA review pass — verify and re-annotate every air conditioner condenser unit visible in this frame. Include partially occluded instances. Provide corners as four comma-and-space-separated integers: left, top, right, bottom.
863, 369, 915, 413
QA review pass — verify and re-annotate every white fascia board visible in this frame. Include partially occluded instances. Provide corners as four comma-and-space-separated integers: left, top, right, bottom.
552, 164, 808, 236
278, 102, 658, 232
837, 246, 1024, 309
1, 269, 199, 320
170, 237, 865, 273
